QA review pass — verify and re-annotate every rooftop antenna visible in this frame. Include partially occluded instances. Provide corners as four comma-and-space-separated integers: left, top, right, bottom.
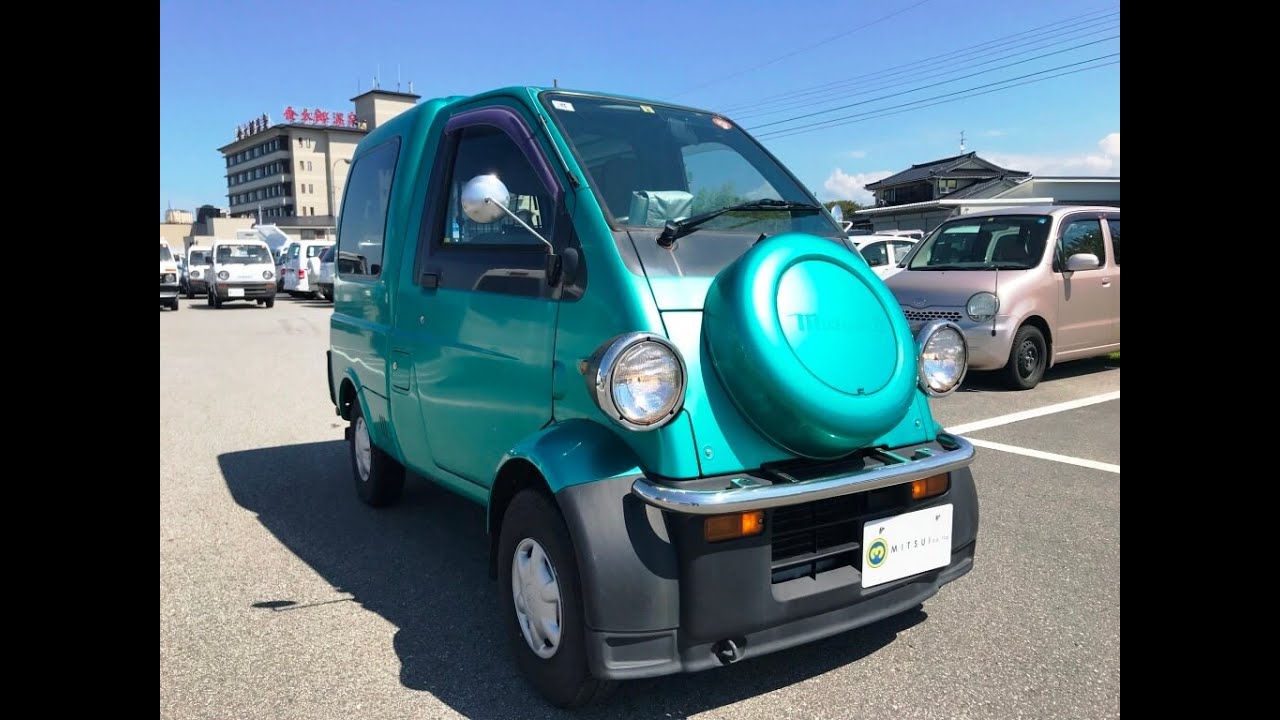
397, 64, 401, 91
408, 80, 413, 94
553, 78, 558, 88
960, 130, 966, 153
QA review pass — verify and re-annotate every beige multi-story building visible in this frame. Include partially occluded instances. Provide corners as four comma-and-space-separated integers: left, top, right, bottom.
216, 88, 419, 241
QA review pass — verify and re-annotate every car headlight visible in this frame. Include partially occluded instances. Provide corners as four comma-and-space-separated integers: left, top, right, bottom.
190, 270, 201, 279
916, 320, 968, 397
163, 273, 176, 283
586, 333, 686, 431
966, 291, 999, 322
263, 270, 274, 280
217, 270, 229, 281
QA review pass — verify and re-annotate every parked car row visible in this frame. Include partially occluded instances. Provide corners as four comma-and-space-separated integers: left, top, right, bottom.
273, 239, 335, 300
161, 237, 279, 310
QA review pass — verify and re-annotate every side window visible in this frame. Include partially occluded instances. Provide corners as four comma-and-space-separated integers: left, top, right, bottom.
442, 126, 551, 247
1107, 219, 1120, 264
860, 241, 889, 267
337, 139, 400, 277
1057, 218, 1105, 269
890, 240, 914, 263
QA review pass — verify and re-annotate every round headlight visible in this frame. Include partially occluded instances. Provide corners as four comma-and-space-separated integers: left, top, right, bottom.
916, 320, 968, 397
190, 269, 201, 279
164, 273, 175, 283
263, 270, 274, 280
588, 333, 686, 431
217, 270, 229, 281
966, 291, 999, 322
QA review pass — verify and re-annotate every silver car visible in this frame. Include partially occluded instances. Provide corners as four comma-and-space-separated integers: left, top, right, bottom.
886, 205, 1119, 389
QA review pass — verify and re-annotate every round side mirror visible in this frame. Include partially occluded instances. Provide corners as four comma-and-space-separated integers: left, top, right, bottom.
461, 174, 510, 224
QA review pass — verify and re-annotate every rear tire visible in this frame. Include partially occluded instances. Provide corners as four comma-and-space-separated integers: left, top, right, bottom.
1005, 325, 1047, 390
499, 490, 616, 708
349, 401, 404, 507
169, 297, 179, 311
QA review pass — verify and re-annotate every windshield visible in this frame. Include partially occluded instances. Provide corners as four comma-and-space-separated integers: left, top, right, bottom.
216, 244, 271, 264
907, 215, 1050, 271
189, 251, 208, 265
160, 245, 173, 262
543, 92, 841, 277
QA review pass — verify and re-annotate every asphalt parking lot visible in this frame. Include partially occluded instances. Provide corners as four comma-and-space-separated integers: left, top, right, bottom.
159, 297, 1120, 720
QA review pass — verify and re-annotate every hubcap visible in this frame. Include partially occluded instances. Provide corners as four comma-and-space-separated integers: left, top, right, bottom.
511, 537, 562, 659
1019, 340, 1039, 377
354, 417, 372, 482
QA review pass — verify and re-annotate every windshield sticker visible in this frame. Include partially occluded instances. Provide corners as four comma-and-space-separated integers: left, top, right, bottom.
552, 100, 575, 112
712, 117, 732, 130
640, 104, 655, 114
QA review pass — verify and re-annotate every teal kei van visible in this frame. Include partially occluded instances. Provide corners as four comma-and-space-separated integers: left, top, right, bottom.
326, 87, 978, 708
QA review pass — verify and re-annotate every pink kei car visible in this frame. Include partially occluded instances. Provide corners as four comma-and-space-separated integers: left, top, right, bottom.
886, 205, 1119, 390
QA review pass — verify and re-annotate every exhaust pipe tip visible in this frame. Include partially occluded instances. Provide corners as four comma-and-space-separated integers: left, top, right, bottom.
712, 638, 743, 666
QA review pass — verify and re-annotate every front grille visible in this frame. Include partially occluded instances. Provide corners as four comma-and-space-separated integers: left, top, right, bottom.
904, 308, 962, 323
769, 482, 915, 584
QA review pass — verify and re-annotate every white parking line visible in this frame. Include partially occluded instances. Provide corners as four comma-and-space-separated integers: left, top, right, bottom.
967, 438, 1120, 474
947, 391, 1120, 435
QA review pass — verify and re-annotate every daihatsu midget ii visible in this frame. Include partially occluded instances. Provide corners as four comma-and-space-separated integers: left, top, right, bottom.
327, 87, 979, 708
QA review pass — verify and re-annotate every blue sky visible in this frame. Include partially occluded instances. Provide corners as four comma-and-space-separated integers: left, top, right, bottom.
159, 0, 1119, 218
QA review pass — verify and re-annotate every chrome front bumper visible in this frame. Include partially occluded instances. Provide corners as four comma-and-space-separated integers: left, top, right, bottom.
631, 434, 975, 514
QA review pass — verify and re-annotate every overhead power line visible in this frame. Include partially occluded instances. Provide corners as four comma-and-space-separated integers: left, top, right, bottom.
755, 53, 1120, 140
725, 16, 1119, 119
746, 34, 1117, 130
717, 5, 1119, 113
670, 0, 937, 97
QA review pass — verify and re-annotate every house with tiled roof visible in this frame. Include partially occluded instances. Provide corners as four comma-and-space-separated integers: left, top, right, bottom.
852, 152, 1119, 234
864, 152, 1029, 207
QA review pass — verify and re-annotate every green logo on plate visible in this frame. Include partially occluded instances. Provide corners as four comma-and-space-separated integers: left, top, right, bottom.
867, 537, 888, 568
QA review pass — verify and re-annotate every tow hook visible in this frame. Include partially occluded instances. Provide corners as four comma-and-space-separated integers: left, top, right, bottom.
712, 638, 743, 665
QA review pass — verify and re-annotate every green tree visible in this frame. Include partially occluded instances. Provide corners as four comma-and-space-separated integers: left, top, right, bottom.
826, 200, 866, 217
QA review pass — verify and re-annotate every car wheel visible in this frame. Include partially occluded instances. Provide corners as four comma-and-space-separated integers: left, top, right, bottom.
264, 297, 275, 309
349, 401, 404, 507
169, 297, 180, 312
1005, 325, 1047, 390
499, 490, 616, 708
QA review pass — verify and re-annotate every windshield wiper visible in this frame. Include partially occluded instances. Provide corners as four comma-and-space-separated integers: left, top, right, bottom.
657, 199, 823, 247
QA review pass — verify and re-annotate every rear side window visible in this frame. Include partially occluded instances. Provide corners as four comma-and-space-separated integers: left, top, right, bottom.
338, 139, 401, 277
306, 244, 328, 258
1107, 219, 1120, 264
860, 241, 889, 267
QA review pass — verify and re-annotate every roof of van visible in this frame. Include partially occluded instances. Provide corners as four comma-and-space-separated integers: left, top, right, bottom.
956, 204, 1119, 218
359, 86, 721, 150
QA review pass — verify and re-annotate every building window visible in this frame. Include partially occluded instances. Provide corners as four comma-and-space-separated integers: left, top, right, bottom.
308, 183, 314, 194
307, 160, 313, 171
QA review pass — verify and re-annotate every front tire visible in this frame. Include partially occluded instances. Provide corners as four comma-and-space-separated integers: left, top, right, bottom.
349, 401, 404, 507
499, 490, 616, 708
1005, 325, 1047, 390
264, 297, 275, 309
169, 297, 180, 311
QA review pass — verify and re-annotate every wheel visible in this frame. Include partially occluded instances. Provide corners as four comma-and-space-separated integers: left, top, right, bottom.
1005, 325, 1047, 390
499, 490, 616, 708
169, 297, 180, 312
264, 297, 275, 309
349, 401, 404, 506
256, 299, 264, 305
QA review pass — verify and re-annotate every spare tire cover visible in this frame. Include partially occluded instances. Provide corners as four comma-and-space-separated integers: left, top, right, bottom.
703, 232, 917, 459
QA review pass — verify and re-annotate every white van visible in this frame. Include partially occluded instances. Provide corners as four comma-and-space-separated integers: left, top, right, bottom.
206, 238, 277, 309
160, 239, 180, 311
184, 245, 211, 298
283, 239, 334, 298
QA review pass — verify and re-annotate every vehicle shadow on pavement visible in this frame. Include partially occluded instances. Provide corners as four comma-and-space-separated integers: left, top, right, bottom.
960, 355, 1119, 392
220, 441, 925, 719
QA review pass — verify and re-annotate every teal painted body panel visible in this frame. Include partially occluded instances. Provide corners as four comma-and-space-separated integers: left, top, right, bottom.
703, 233, 918, 459
330, 85, 947, 500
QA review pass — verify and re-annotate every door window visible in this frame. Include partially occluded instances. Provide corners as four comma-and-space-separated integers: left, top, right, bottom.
442, 126, 552, 248
337, 139, 400, 277
860, 241, 889, 267
1107, 219, 1120, 264
1056, 218, 1106, 270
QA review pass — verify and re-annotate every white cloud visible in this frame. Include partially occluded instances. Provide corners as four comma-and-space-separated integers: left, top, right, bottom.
985, 132, 1120, 176
824, 168, 893, 205
983, 129, 1008, 137
847, 149, 868, 159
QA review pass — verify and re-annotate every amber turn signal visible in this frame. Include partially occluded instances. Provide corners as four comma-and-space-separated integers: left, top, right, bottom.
704, 511, 765, 542
911, 473, 949, 500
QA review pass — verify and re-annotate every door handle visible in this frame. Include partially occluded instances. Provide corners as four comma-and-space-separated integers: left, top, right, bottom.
420, 267, 442, 289
1101, 276, 1111, 287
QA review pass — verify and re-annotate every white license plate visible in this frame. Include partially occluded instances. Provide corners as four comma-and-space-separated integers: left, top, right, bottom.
862, 504, 953, 588
228, 288, 245, 298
